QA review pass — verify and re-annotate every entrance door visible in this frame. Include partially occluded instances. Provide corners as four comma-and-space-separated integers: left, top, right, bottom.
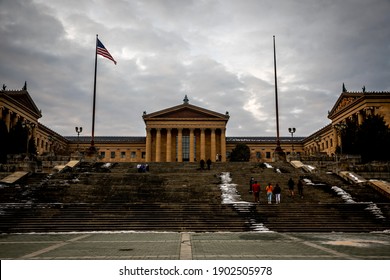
176, 135, 196, 161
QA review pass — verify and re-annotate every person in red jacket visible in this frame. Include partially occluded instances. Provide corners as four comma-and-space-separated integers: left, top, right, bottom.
252, 181, 260, 203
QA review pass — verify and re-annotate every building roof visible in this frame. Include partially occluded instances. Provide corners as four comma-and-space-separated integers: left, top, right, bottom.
328, 90, 390, 120
226, 136, 305, 143
65, 136, 305, 144
0, 89, 42, 119
143, 96, 229, 122
65, 136, 146, 143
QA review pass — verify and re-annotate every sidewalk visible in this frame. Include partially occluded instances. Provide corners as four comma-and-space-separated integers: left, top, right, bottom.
1, 231, 389, 260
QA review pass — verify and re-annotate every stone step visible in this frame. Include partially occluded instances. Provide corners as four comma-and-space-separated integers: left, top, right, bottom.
1, 161, 389, 233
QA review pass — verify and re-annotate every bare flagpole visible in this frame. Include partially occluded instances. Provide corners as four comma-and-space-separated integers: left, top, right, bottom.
273, 35, 284, 158
90, 34, 98, 152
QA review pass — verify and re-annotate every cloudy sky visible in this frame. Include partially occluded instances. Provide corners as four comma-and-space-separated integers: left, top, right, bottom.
1, 0, 389, 138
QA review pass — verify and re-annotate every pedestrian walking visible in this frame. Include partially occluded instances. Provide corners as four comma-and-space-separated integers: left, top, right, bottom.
273, 183, 281, 204
266, 183, 273, 204
252, 181, 260, 203
287, 177, 295, 197
206, 158, 212, 170
249, 177, 255, 194
298, 179, 304, 198
200, 159, 205, 170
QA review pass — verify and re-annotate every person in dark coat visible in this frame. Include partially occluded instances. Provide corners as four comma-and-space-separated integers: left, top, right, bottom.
273, 183, 281, 204
200, 159, 205, 170
206, 158, 212, 170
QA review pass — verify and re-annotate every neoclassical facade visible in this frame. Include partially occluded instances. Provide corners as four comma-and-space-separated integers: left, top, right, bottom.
0, 88, 40, 135
0, 87, 68, 157
142, 96, 229, 162
303, 89, 390, 156
1, 84, 389, 163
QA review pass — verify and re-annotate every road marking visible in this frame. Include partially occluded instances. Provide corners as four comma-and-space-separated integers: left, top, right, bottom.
180, 232, 192, 260
278, 233, 357, 260
20, 234, 91, 259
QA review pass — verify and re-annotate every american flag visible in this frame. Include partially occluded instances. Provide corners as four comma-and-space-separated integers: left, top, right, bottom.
97, 38, 117, 65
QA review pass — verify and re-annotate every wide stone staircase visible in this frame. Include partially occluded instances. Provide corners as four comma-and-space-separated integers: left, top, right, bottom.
224, 162, 390, 232
0, 162, 256, 233
0, 161, 389, 233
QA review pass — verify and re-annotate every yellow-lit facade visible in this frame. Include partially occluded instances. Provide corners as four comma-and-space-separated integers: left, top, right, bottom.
1, 87, 389, 163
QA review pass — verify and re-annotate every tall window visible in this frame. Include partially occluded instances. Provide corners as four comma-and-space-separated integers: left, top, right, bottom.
176, 136, 196, 161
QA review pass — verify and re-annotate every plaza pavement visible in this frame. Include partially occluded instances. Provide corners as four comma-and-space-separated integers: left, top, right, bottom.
1, 231, 390, 260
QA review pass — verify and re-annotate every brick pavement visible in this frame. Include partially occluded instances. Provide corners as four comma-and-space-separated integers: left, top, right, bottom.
1, 231, 390, 260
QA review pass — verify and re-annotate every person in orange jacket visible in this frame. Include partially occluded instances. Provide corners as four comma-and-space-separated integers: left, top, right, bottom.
266, 183, 273, 204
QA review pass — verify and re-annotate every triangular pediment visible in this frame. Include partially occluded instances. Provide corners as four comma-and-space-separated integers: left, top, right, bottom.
1, 90, 42, 118
143, 103, 229, 121
328, 92, 363, 119
160, 107, 220, 118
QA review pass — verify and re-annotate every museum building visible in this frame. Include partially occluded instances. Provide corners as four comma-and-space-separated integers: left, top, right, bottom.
1, 84, 389, 163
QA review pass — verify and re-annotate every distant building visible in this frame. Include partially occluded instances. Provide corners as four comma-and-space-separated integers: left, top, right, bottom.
0, 87, 68, 158
1, 84, 389, 163
303, 89, 390, 156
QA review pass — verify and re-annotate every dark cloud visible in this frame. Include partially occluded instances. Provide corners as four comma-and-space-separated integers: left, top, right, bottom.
1, 0, 389, 138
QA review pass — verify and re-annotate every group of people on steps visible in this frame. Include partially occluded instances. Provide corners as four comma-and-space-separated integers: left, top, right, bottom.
249, 177, 304, 204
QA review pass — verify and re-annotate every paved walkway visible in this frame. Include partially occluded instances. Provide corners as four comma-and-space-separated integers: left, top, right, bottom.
1, 231, 390, 260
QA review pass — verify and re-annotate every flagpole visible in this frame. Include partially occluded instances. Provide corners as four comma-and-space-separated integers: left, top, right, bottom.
273, 36, 280, 147
90, 34, 98, 151
273, 35, 284, 159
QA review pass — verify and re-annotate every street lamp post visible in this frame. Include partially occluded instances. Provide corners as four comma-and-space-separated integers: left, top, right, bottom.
333, 122, 347, 172
288, 127, 296, 154
333, 123, 347, 155
75, 127, 83, 154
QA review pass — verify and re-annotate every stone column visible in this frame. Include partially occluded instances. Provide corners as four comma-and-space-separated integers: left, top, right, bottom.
145, 128, 152, 162
156, 128, 161, 162
189, 128, 195, 162
12, 114, 20, 127
200, 128, 206, 161
334, 129, 342, 152
32, 124, 37, 148
177, 128, 183, 162
5, 110, 11, 132
221, 128, 226, 162
211, 128, 216, 162
357, 111, 364, 125
166, 128, 172, 162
